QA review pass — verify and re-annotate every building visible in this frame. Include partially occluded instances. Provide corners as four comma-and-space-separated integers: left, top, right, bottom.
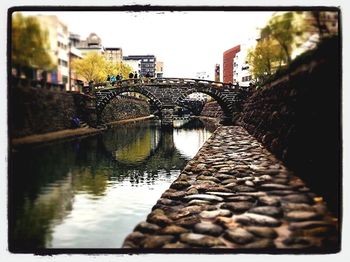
68, 45, 84, 92
214, 64, 220, 82
105, 47, 123, 64
77, 32, 105, 56
223, 45, 240, 83
122, 59, 141, 76
123, 55, 156, 77
36, 15, 70, 90
155, 61, 164, 78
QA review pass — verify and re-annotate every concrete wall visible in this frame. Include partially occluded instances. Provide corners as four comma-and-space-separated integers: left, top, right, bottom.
237, 38, 341, 215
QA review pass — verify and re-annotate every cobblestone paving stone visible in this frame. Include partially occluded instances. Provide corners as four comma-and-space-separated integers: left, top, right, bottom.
122, 126, 339, 251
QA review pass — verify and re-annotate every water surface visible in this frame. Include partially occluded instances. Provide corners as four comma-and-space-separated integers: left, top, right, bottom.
10, 119, 213, 250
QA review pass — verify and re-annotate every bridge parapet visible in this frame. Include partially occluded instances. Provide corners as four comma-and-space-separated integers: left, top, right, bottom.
94, 78, 236, 90
91, 78, 250, 128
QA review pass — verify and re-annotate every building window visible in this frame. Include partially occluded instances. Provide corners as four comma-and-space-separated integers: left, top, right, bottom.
58, 59, 68, 67
242, 75, 252, 82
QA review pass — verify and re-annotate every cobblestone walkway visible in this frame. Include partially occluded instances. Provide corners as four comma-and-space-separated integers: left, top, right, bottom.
122, 126, 339, 252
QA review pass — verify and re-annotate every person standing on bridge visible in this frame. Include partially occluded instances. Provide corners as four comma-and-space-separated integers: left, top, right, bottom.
110, 75, 116, 85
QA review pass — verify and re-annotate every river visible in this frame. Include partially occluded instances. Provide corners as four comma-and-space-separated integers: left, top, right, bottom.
9, 118, 213, 250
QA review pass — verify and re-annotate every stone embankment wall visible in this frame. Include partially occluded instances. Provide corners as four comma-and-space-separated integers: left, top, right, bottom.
10, 86, 150, 138
10, 87, 78, 138
237, 38, 341, 215
101, 96, 150, 123
200, 101, 223, 118
123, 126, 338, 250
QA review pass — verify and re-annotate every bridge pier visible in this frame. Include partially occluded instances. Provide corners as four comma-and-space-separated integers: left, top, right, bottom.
161, 108, 174, 129
220, 115, 233, 126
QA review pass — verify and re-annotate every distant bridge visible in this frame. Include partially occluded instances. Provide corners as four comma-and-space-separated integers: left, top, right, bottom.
91, 78, 250, 127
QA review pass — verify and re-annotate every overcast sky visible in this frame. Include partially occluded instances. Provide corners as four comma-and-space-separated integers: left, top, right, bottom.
22, 10, 274, 79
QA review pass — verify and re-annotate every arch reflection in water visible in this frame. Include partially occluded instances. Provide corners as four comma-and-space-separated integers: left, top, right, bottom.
112, 123, 161, 165
10, 119, 213, 249
173, 119, 212, 159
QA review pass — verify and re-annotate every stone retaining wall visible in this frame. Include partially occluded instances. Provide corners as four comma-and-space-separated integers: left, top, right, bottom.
123, 126, 339, 251
200, 101, 223, 118
10, 87, 78, 138
10, 86, 150, 138
101, 96, 150, 123
237, 38, 341, 216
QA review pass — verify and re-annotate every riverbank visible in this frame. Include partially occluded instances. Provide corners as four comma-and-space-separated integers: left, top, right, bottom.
11, 115, 155, 147
122, 126, 339, 252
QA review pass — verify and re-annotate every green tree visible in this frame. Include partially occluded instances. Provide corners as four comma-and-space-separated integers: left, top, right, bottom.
11, 12, 53, 79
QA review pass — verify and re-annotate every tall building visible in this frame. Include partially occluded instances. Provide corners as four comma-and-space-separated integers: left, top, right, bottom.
223, 45, 240, 83
123, 55, 156, 77
105, 47, 123, 63
36, 15, 70, 90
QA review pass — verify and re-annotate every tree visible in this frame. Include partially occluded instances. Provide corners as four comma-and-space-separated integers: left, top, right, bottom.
104, 61, 133, 80
246, 12, 307, 85
247, 37, 285, 84
12, 12, 53, 79
72, 53, 133, 83
261, 12, 305, 65
71, 52, 107, 83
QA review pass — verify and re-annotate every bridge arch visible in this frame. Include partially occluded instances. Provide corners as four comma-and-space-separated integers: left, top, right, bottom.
96, 86, 163, 116
174, 86, 233, 118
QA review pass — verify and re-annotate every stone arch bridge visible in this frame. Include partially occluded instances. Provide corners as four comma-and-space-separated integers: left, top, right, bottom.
90, 78, 250, 128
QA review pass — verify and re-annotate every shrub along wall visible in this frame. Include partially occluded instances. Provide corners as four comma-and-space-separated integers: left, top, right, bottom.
238, 38, 341, 216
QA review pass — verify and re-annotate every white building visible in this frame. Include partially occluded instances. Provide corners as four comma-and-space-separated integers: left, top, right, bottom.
122, 59, 141, 76
233, 38, 256, 87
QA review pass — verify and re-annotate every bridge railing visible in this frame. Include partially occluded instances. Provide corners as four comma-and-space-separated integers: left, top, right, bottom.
93, 77, 247, 91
